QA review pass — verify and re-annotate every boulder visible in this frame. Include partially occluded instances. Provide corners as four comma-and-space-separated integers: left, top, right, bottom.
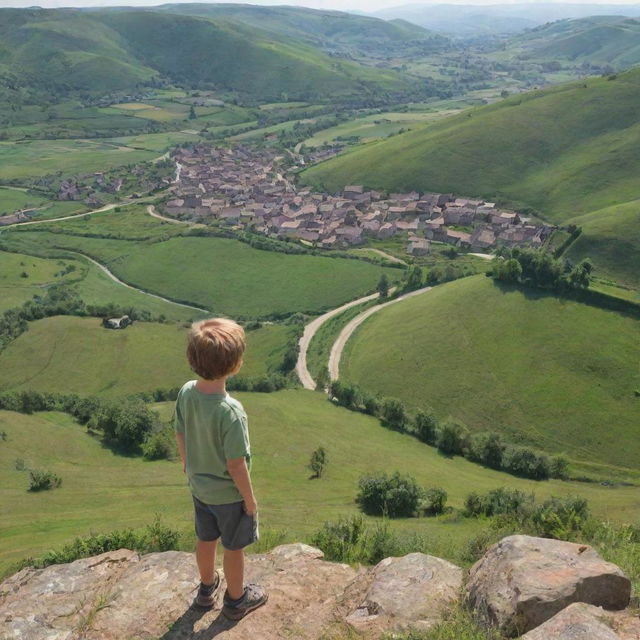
465, 535, 631, 637
347, 552, 463, 634
520, 603, 640, 640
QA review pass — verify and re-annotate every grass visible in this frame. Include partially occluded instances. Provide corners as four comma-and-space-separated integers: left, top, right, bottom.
2, 389, 639, 575
302, 68, 640, 224
565, 199, 640, 291
6, 231, 399, 318
341, 275, 640, 473
0, 316, 291, 396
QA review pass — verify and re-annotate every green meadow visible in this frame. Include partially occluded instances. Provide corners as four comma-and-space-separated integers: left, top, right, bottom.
0, 317, 291, 396
6, 231, 399, 318
341, 276, 640, 474
2, 390, 639, 575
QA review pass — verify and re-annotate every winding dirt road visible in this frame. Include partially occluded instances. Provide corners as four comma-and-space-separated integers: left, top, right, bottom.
328, 286, 432, 381
296, 292, 380, 390
146, 204, 193, 225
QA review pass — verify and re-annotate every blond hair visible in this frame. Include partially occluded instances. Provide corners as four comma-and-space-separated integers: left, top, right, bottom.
187, 318, 246, 380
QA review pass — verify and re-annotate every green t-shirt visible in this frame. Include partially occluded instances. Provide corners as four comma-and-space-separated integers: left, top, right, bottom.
174, 380, 251, 505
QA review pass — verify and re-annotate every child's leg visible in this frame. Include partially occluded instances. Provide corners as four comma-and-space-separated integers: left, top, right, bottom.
223, 548, 245, 600
196, 539, 218, 586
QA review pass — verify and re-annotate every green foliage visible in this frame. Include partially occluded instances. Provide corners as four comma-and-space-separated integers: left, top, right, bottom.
28, 468, 62, 492
531, 496, 590, 539
414, 409, 438, 445
142, 425, 176, 461
423, 487, 448, 516
377, 273, 390, 299
357, 471, 424, 518
466, 432, 504, 470
436, 420, 469, 456
308, 446, 327, 478
380, 397, 407, 430
502, 445, 551, 480
464, 487, 535, 520
550, 455, 570, 480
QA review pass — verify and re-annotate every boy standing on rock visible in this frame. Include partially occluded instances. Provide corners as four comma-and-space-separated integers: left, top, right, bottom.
175, 318, 268, 619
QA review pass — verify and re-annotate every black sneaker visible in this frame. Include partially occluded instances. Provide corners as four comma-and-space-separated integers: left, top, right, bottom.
222, 584, 268, 620
194, 570, 220, 608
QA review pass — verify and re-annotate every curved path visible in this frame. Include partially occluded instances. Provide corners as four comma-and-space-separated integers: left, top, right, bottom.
296, 292, 381, 390
328, 286, 432, 382
70, 252, 209, 314
146, 204, 193, 225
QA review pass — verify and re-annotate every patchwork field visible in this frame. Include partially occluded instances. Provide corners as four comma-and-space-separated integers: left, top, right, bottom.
0, 317, 291, 396
341, 276, 640, 473
5, 231, 399, 318
2, 390, 639, 575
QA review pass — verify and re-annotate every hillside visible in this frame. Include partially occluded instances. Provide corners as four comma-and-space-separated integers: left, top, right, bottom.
2, 390, 639, 573
502, 16, 640, 69
0, 316, 291, 396
340, 276, 640, 472
0, 8, 410, 102
156, 3, 450, 57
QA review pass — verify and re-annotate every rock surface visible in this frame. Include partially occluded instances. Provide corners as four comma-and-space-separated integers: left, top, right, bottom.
466, 535, 631, 637
347, 553, 463, 633
0, 544, 462, 640
521, 603, 640, 640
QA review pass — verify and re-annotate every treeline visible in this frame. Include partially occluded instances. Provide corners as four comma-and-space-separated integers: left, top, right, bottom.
491, 247, 593, 292
0, 285, 167, 352
329, 380, 568, 482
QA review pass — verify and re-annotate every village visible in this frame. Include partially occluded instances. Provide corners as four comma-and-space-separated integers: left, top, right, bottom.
162, 144, 555, 255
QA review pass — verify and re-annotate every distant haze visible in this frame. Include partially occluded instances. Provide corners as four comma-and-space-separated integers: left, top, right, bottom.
4, 0, 640, 8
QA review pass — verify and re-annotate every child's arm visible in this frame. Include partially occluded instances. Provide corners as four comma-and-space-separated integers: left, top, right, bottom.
176, 432, 186, 473
227, 457, 257, 515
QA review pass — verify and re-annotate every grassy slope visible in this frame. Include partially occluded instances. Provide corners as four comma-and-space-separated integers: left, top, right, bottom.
6, 231, 398, 318
0, 316, 290, 395
301, 68, 640, 223
565, 199, 640, 290
2, 390, 639, 572
341, 276, 640, 471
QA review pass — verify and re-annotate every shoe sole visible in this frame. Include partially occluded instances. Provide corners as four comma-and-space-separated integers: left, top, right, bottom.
194, 596, 215, 609
222, 594, 269, 620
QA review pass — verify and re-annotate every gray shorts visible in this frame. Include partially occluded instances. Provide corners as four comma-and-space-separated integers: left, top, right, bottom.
192, 496, 259, 550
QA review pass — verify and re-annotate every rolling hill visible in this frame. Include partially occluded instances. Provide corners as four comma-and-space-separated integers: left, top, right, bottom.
0, 8, 410, 102
340, 276, 640, 473
302, 68, 640, 286
2, 390, 639, 573
501, 16, 640, 69
155, 4, 450, 58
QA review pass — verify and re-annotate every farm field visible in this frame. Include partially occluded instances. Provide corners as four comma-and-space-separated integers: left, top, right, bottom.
0, 188, 84, 220
341, 275, 640, 473
0, 251, 76, 312
0, 317, 291, 396
4, 232, 400, 318
2, 390, 639, 575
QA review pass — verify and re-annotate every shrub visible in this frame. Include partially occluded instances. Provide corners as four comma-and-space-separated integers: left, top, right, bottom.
414, 409, 438, 444
502, 446, 551, 480
356, 471, 423, 518
531, 496, 590, 539
550, 455, 570, 480
142, 426, 176, 461
464, 488, 535, 520
28, 469, 62, 492
14, 458, 26, 471
380, 397, 407, 431
466, 432, 504, 469
423, 487, 448, 516
361, 391, 380, 416
436, 420, 469, 456
308, 446, 327, 478
310, 516, 367, 563
0, 430, 6, 441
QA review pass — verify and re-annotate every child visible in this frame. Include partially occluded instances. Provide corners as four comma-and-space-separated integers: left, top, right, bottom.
175, 317, 267, 620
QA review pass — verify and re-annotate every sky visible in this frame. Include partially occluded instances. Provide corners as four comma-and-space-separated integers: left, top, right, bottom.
3, 0, 640, 8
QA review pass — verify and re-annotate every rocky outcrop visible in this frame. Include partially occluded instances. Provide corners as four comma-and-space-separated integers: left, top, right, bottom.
465, 535, 632, 637
0, 544, 462, 640
346, 553, 463, 633
521, 603, 640, 640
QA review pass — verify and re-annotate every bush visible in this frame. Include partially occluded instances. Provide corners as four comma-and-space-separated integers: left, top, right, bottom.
414, 409, 438, 444
464, 487, 535, 520
531, 496, 590, 539
550, 454, 570, 480
380, 397, 407, 431
28, 469, 62, 492
466, 432, 504, 469
356, 471, 423, 518
142, 426, 176, 461
361, 391, 380, 416
502, 446, 551, 480
423, 487, 448, 516
308, 446, 327, 478
436, 420, 469, 456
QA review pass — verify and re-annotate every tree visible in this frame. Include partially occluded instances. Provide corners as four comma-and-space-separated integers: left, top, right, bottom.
414, 409, 438, 444
501, 90, 509, 99
309, 447, 327, 478
423, 487, 448, 515
377, 273, 389, 299
467, 432, 504, 469
189, 105, 197, 120
380, 397, 407, 430
404, 265, 423, 291
356, 472, 423, 517
436, 420, 469, 456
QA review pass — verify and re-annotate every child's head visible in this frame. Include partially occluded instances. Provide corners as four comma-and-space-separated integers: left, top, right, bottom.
187, 318, 246, 381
